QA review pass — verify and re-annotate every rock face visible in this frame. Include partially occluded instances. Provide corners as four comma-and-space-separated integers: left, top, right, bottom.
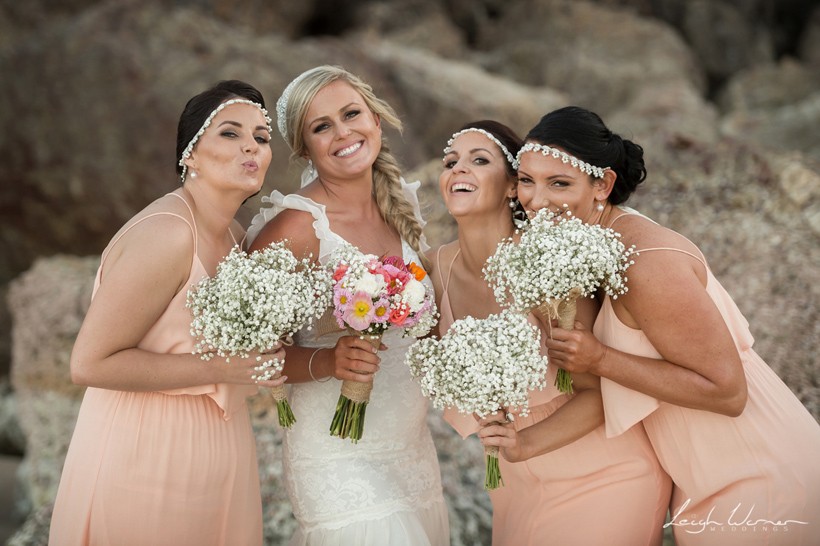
1, 0, 819, 543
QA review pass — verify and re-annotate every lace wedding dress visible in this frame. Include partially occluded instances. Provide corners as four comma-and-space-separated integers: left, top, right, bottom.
250, 190, 450, 546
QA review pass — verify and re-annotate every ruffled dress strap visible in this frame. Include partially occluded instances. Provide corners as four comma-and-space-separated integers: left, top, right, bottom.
247, 190, 346, 264
247, 177, 430, 254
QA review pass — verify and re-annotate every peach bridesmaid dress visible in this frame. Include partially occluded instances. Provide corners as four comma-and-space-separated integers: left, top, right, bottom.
438, 248, 672, 546
595, 216, 820, 546
49, 193, 262, 546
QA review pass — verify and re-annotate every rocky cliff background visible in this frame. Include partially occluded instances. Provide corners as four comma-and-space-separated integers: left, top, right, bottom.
1, 0, 818, 544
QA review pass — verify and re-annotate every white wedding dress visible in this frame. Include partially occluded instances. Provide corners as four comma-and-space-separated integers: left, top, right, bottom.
251, 190, 450, 546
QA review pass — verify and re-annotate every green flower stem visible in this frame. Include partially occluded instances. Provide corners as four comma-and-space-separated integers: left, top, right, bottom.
484, 447, 503, 490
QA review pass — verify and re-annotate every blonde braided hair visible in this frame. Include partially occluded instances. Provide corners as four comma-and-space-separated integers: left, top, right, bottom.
280, 65, 429, 268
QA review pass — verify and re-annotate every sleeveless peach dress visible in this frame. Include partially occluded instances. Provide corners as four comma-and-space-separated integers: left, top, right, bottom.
595, 214, 820, 546
437, 248, 672, 546
49, 193, 263, 546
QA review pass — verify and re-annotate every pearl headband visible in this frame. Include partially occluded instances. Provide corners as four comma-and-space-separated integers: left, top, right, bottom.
515, 142, 608, 179
178, 98, 272, 183
443, 128, 517, 168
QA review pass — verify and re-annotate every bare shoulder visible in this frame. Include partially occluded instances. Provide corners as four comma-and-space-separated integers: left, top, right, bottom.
100, 198, 195, 290
249, 207, 319, 260
610, 211, 702, 257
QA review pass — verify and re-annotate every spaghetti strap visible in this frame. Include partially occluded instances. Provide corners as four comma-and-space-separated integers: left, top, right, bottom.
634, 247, 707, 268
608, 209, 707, 268
167, 192, 198, 253
99, 194, 197, 275
443, 247, 460, 293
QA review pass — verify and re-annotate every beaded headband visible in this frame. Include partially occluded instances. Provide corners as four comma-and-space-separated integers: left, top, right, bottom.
443, 128, 517, 168
515, 142, 608, 178
178, 98, 272, 183
276, 68, 317, 141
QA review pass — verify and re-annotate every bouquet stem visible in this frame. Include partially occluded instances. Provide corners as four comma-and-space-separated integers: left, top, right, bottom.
484, 445, 503, 490
536, 286, 582, 395
270, 383, 296, 429
329, 330, 382, 443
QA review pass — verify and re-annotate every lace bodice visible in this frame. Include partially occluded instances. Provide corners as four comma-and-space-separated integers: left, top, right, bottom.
254, 191, 446, 537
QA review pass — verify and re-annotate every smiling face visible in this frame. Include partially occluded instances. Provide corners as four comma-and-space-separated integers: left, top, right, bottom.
301, 80, 382, 182
516, 145, 610, 222
185, 102, 272, 194
439, 131, 516, 219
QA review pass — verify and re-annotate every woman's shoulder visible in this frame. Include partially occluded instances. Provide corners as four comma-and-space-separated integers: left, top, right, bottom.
609, 211, 700, 255
249, 203, 319, 258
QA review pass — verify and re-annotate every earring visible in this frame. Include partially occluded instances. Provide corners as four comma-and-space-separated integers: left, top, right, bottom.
508, 198, 516, 209
190, 170, 197, 179
595, 200, 604, 211
307, 159, 316, 178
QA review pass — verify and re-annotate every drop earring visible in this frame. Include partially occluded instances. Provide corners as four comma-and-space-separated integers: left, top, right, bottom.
508, 198, 516, 208
190, 170, 197, 179
595, 200, 604, 212
307, 159, 316, 178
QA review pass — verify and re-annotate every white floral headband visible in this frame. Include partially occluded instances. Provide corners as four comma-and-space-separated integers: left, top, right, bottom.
178, 98, 272, 183
515, 142, 608, 179
443, 128, 517, 168
276, 68, 317, 142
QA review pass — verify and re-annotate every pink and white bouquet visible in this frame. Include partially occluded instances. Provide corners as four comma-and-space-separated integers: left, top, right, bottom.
484, 208, 635, 393
406, 310, 548, 489
187, 242, 332, 427
328, 242, 438, 442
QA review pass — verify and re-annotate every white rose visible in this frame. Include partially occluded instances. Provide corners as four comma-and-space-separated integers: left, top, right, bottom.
402, 278, 427, 311
354, 271, 386, 296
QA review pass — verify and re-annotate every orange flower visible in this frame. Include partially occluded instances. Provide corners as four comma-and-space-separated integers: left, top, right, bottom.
407, 262, 426, 281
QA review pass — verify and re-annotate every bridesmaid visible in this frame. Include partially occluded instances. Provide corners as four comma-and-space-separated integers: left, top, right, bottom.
431, 120, 671, 546
49, 81, 286, 545
517, 106, 820, 545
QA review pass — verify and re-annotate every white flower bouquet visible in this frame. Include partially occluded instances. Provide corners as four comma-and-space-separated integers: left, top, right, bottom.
484, 208, 634, 393
328, 242, 437, 443
187, 242, 332, 428
406, 310, 548, 490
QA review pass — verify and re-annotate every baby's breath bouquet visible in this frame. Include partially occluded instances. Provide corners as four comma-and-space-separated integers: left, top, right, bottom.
406, 310, 548, 490
328, 242, 437, 443
484, 208, 634, 394
187, 242, 332, 428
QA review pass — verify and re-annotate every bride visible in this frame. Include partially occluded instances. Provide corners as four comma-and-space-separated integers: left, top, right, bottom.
247, 65, 450, 546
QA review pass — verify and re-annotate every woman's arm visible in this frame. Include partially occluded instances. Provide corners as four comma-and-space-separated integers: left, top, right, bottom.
248, 210, 382, 384
478, 296, 604, 462
478, 372, 604, 462
547, 236, 747, 416
71, 214, 285, 391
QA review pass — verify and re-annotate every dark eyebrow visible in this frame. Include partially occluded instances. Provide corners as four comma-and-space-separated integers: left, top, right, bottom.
469, 147, 494, 156
217, 120, 268, 132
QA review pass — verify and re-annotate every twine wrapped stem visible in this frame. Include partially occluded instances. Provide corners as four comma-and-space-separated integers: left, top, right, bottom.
270, 336, 297, 428
329, 329, 382, 443
534, 287, 582, 394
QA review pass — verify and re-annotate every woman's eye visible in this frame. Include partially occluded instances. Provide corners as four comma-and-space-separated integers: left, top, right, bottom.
255, 135, 270, 144
313, 123, 330, 133
518, 177, 532, 185
473, 157, 489, 166
443, 160, 456, 169
551, 180, 569, 188
221, 131, 238, 138
345, 109, 360, 119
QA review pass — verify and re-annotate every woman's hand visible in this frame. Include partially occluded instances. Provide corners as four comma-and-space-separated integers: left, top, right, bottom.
477, 411, 528, 463
330, 335, 383, 383
544, 321, 608, 376
211, 342, 288, 388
